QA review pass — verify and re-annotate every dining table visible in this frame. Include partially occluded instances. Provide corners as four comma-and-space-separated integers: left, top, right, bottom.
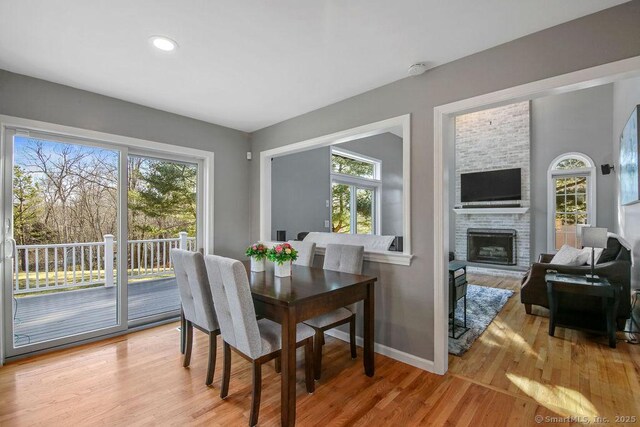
244, 261, 377, 427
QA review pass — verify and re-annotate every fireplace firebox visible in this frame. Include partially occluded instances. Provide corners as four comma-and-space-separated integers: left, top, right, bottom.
467, 228, 517, 265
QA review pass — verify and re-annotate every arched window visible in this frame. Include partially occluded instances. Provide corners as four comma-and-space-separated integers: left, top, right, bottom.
547, 153, 596, 252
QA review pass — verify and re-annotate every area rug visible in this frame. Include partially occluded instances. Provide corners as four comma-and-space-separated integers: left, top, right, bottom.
448, 284, 514, 356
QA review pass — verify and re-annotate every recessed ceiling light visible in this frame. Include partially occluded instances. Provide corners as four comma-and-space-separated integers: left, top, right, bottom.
149, 36, 178, 52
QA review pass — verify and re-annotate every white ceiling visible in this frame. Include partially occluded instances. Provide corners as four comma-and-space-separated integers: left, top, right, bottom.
0, 0, 627, 132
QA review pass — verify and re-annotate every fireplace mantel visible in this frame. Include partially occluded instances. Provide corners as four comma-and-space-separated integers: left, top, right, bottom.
453, 207, 529, 215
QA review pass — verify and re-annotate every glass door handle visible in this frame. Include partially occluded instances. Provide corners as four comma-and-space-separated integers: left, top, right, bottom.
4, 238, 16, 260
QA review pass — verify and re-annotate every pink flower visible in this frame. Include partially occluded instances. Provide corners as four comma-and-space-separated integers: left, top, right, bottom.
252, 245, 257, 250
276, 245, 283, 253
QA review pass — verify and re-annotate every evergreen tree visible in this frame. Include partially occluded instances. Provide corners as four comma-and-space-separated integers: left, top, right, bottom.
130, 160, 197, 238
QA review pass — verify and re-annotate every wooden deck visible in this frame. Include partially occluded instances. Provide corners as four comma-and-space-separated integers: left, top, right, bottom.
13, 278, 180, 346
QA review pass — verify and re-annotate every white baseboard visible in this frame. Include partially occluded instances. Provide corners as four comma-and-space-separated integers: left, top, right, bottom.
324, 329, 436, 374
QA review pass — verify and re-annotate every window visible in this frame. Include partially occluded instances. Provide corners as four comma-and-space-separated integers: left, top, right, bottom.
547, 153, 596, 251
330, 148, 381, 235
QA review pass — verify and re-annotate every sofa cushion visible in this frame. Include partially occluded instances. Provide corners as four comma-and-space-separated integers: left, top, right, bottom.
550, 245, 589, 266
597, 237, 622, 264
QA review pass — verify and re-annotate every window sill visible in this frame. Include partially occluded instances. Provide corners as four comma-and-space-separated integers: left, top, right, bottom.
314, 246, 413, 266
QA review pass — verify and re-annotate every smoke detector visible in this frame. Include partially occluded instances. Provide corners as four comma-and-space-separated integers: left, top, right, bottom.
408, 63, 428, 76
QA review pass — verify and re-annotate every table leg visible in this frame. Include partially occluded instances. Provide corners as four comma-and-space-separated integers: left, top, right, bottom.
546, 283, 556, 337
281, 306, 297, 426
606, 289, 619, 349
463, 295, 467, 329
363, 281, 375, 377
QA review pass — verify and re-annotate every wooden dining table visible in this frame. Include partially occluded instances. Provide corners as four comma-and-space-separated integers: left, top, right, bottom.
244, 261, 377, 427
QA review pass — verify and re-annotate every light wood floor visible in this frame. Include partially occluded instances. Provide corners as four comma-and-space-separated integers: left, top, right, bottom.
1, 274, 638, 426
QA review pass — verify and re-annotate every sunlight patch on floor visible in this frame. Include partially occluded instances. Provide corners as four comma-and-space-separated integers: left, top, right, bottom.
507, 372, 599, 418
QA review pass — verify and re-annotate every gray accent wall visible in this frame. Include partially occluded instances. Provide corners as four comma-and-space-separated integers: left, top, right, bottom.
250, 2, 640, 362
271, 146, 330, 240
270, 132, 403, 240
0, 69, 251, 259
613, 76, 640, 288
531, 84, 616, 258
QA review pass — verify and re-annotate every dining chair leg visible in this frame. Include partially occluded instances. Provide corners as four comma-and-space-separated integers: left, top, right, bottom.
313, 330, 323, 380
349, 314, 357, 359
183, 320, 193, 368
304, 338, 315, 393
205, 333, 217, 386
180, 309, 186, 355
221, 341, 231, 399
249, 361, 262, 427
274, 356, 281, 373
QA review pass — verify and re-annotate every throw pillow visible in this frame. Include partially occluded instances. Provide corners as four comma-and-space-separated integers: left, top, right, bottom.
550, 244, 588, 266
597, 237, 621, 264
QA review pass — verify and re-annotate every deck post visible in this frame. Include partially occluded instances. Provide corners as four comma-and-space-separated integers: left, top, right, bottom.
179, 232, 188, 250
104, 234, 115, 288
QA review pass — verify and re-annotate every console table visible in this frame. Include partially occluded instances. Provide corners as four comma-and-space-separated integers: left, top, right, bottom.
545, 273, 620, 348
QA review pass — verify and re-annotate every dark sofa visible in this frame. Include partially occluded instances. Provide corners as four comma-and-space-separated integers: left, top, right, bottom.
520, 236, 632, 330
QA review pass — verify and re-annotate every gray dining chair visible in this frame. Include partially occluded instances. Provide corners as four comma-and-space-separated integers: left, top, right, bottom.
171, 249, 220, 386
288, 240, 316, 267
303, 244, 364, 380
203, 254, 315, 427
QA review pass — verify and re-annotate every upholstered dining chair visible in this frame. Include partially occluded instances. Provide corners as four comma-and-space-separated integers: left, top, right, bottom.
171, 249, 220, 386
288, 240, 316, 267
203, 254, 315, 427
303, 243, 364, 380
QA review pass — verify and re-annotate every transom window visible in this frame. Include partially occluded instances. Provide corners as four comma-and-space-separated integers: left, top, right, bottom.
554, 157, 587, 170
330, 148, 381, 235
547, 153, 596, 251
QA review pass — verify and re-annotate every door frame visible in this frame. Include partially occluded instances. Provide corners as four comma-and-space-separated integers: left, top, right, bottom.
0, 115, 215, 364
432, 55, 640, 375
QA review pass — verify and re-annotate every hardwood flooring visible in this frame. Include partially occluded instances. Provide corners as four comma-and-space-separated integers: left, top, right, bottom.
1, 273, 638, 426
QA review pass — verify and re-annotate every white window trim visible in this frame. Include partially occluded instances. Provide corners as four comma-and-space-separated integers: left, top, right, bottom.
259, 114, 411, 266
546, 152, 597, 253
330, 147, 382, 235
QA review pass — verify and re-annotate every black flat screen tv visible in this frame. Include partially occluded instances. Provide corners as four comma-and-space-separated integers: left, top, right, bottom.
461, 168, 521, 202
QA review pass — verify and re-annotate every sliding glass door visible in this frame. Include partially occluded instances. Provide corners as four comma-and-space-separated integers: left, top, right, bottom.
2, 128, 205, 357
126, 154, 199, 323
2, 129, 127, 356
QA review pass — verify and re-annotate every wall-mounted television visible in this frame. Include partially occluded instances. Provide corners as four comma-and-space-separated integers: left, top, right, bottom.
461, 168, 522, 203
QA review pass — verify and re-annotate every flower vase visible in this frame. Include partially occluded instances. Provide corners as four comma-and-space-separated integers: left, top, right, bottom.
251, 257, 265, 272
274, 261, 292, 277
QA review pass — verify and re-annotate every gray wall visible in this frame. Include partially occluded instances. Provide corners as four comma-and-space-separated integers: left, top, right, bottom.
613, 76, 640, 288
270, 132, 403, 240
0, 69, 251, 259
250, 2, 640, 362
271, 147, 330, 240
531, 84, 616, 258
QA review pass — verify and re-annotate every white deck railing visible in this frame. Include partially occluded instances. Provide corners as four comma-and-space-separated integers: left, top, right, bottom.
14, 232, 196, 295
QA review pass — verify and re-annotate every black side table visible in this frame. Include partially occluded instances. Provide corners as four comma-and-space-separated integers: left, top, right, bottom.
545, 273, 620, 348
449, 261, 469, 339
